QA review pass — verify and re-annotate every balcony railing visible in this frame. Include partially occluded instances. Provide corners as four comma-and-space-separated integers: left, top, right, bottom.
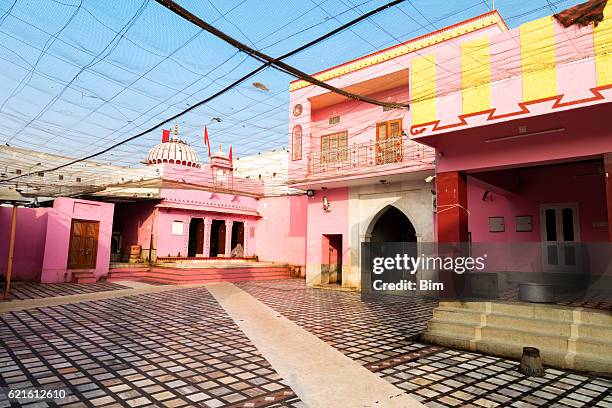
307, 138, 434, 175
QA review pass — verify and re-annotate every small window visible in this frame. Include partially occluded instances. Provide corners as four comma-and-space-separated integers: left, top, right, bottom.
37, 172, 44, 177
329, 116, 340, 125
76, 177, 81, 182
15, 169, 21, 175
292, 125, 302, 161
171, 221, 184, 236
58, 174, 64, 181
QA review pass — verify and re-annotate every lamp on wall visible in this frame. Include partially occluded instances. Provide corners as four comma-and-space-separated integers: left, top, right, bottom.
322, 196, 331, 212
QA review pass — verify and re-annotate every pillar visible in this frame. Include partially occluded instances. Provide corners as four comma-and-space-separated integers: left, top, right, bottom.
3, 205, 17, 300
436, 171, 469, 243
243, 220, 249, 256
225, 220, 233, 257
203, 217, 212, 257
605, 153, 612, 241
436, 171, 469, 298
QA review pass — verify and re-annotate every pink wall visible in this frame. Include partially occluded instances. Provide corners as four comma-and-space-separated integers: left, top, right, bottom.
309, 86, 410, 153
288, 18, 506, 182
256, 195, 307, 266
41, 198, 114, 283
435, 104, 612, 174
468, 161, 608, 243
0, 207, 49, 282
305, 187, 350, 279
153, 187, 260, 258
113, 201, 156, 252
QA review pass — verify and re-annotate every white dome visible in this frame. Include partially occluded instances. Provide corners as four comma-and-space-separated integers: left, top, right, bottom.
145, 139, 200, 167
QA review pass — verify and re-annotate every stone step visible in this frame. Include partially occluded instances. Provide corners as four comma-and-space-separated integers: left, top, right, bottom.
439, 301, 612, 325
427, 319, 477, 337
572, 338, 612, 356
424, 302, 612, 374
72, 271, 97, 284
485, 314, 572, 337
573, 353, 612, 373
142, 274, 290, 285
433, 308, 483, 324
480, 326, 569, 351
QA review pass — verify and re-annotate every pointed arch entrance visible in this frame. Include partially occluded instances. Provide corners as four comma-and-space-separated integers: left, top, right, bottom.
364, 205, 418, 294
368, 205, 417, 243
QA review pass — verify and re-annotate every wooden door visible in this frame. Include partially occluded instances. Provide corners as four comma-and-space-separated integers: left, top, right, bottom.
68, 220, 99, 269
195, 220, 205, 255
236, 223, 244, 247
218, 223, 226, 256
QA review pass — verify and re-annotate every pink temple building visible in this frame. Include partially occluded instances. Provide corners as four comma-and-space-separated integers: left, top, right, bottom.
0, 131, 307, 284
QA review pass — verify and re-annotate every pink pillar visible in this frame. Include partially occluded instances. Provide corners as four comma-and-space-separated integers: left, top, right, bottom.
242, 219, 249, 256
203, 217, 212, 257
225, 220, 233, 257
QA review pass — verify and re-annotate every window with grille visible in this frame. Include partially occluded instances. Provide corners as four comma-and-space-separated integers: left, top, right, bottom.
321, 131, 348, 163
328, 116, 340, 125
292, 125, 302, 161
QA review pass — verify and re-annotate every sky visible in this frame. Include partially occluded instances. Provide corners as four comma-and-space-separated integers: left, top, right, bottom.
0, 0, 584, 171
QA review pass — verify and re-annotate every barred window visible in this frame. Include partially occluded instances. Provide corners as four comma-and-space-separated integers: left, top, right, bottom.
292, 125, 302, 161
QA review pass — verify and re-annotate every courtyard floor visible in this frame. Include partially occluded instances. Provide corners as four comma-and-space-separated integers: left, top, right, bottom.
0, 279, 610, 407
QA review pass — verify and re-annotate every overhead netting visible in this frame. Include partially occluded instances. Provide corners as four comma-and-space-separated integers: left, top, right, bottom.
0, 0, 594, 198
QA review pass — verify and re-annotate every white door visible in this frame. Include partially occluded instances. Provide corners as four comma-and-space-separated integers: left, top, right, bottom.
540, 204, 580, 271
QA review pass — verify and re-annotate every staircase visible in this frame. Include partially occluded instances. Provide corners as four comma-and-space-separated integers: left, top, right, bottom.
423, 301, 612, 374
106, 264, 149, 283
107, 263, 291, 285
71, 270, 97, 284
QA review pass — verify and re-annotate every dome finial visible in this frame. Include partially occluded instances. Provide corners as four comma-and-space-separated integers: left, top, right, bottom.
174, 123, 179, 137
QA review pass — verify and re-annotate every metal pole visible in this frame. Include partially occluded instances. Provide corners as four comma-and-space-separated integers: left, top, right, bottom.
3, 204, 18, 300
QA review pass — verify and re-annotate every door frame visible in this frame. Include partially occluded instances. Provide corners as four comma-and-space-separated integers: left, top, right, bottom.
539, 203, 581, 272
67, 219, 100, 270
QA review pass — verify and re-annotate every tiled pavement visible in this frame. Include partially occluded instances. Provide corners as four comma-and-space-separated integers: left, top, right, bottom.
4, 282, 130, 300
0, 287, 302, 408
1, 279, 611, 407
238, 279, 612, 408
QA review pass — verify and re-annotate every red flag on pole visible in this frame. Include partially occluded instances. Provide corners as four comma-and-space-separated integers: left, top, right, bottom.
229, 145, 233, 166
204, 126, 211, 157
162, 129, 170, 143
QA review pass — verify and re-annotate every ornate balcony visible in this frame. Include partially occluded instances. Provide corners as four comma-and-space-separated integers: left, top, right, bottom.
306, 138, 435, 177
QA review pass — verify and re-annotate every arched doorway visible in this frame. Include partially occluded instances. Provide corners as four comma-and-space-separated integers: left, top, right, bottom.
366, 206, 418, 294
369, 206, 416, 243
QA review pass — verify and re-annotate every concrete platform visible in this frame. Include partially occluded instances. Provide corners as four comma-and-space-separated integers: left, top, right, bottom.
108, 261, 291, 284
423, 301, 612, 375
